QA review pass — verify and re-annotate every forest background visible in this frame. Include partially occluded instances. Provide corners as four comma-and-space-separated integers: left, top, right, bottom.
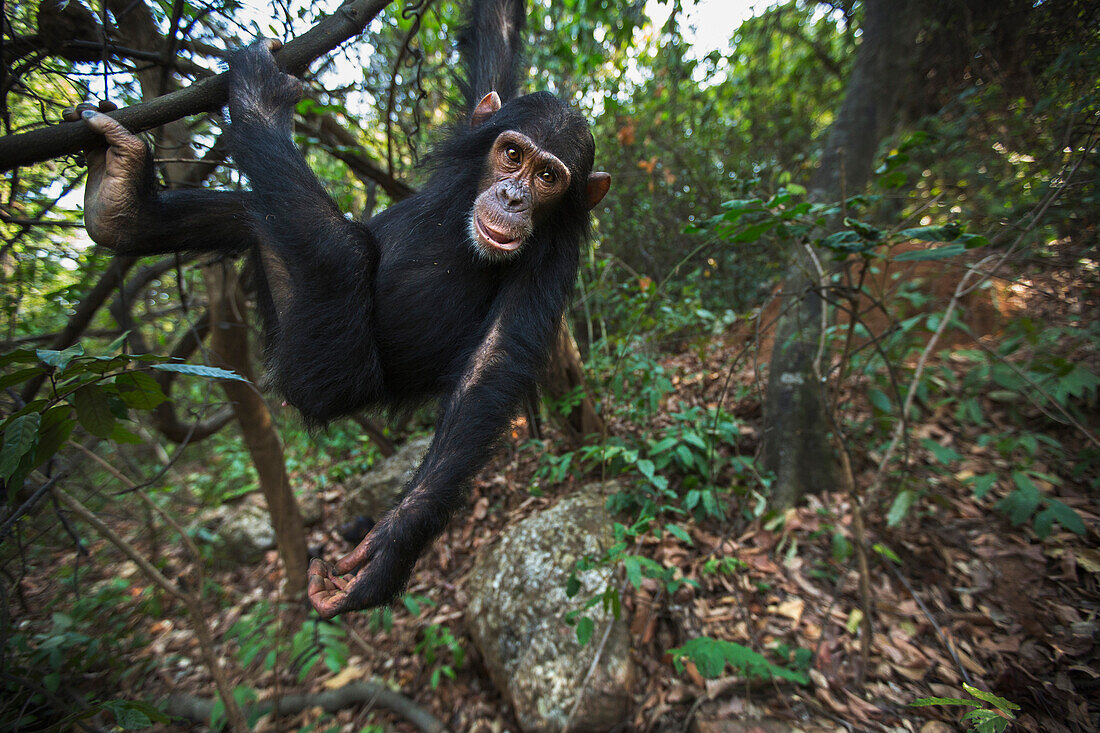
1, 0, 1097, 730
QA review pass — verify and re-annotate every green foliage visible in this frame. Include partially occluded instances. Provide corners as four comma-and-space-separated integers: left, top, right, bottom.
1, 576, 160, 730
668, 636, 808, 684
226, 601, 350, 685
912, 683, 1019, 733
0, 342, 245, 500
414, 624, 465, 689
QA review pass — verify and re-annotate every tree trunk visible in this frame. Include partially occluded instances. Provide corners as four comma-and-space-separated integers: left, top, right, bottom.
203, 262, 308, 597
542, 318, 605, 446
762, 0, 920, 507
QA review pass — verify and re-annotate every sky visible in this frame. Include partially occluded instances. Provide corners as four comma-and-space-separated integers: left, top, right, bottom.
646, 0, 759, 56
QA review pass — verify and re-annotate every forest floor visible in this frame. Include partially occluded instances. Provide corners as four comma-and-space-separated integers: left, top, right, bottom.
14, 268, 1099, 732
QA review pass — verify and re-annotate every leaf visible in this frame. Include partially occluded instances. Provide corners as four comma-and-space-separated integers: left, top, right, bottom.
886, 489, 915, 527
843, 217, 883, 241
670, 637, 808, 684
1, 413, 40, 481
867, 388, 892, 413
72, 384, 115, 438
665, 523, 693, 545
963, 683, 1019, 713
33, 406, 76, 468
969, 474, 997, 499
636, 458, 655, 481
0, 366, 44, 391
623, 556, 643, 590
893, 244, 967, 261
910, 696, 982, 708
731, 220, 776, 243
37, 343, 85, 371
576, 616, 594, 646
897, 224, 960, 242
0, 349, 39, 367
1035, 499, 1085, 537
150, 363, 248, 382
115, 372, 167, 409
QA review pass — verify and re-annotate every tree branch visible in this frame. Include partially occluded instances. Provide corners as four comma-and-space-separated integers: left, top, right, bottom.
0, 0, 395, 172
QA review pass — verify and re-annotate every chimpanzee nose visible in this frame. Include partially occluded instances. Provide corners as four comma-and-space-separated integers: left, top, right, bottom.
497, 181, 529, 212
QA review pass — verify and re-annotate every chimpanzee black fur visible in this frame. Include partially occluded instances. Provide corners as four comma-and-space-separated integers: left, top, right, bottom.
74, 0, 608, 616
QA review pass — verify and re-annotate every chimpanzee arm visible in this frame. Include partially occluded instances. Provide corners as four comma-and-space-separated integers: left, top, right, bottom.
68, 105, 256, 255
308, 267, 572, 616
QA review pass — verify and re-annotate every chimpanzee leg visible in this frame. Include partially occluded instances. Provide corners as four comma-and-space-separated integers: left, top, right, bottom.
227, 42, 385, 423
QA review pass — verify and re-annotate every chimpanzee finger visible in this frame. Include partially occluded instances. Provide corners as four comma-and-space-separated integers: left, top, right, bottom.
98, 100, 118, 112
62, 102, 100, 123
308, 559, 349, 618
335, 534, 376, 575
79, 111, 145, 156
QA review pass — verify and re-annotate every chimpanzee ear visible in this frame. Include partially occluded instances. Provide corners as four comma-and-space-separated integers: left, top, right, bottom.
586, 172, 611, 210
472, 91, 502, 127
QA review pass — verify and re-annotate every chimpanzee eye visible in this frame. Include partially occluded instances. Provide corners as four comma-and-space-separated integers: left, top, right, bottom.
538, 168, 556, 184
505, 146, 522, 163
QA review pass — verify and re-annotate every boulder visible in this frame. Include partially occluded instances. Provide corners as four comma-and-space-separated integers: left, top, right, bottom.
465, 483, 633, 732
342, 436, 432, 520
215, 503, 276, 563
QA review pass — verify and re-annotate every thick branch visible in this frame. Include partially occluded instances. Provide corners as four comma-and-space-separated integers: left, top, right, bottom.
306, 114, 415, 200
0, 0, 395, 172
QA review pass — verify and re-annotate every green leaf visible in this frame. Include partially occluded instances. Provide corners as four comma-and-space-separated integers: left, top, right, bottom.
576, 616, 594, 646
37, 343, 85, 372
72, 384, 116, 438
670, 637, 808, 684
910, 696, 982, 708
731, 220, 776, 243
893, 244, 967, 261
1035, 499, 1085, 537
897, 225, 958, 242
963, 683, 1019, 713
114, 372, 167, 409
636, 458, 655, 481
665, 523, 693, 545
970, 474, 997, 499
33, 406, 76, 468
921, 438, 961, 465
0, 366, 44, 391
0, 349, 39, 367
886, 489, 915, 527
1, 413, 40, 481
623, 556, 643, 590
997, 472, 1041, 526
843, 217, 883, 241
109, 424, 144, 445
867, 388, 892, 413
150, 363, 248, 382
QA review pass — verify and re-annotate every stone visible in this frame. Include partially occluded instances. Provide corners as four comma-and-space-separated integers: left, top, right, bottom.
465, 483, 633, 732
215, 503, 276, 563
342, 436, 432, 520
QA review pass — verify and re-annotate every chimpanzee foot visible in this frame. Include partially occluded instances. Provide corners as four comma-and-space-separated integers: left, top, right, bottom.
227, 39, 302, 132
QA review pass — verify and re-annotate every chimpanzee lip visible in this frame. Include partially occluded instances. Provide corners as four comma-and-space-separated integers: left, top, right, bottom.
475, 215, 523, 251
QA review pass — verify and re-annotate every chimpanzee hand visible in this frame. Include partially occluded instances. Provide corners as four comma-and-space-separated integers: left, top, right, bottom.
63, 101, 152, 250
227, 39, 303, 134
307, 514, 417, 618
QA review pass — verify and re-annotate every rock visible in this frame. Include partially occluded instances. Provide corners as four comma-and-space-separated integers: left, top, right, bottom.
342, 435, 432, 520
465, 483, 633, 732
297, 491, 324, 525
215, 504, 276, 563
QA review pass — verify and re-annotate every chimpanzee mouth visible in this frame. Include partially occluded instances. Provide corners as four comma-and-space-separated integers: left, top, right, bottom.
474, 215, 524, 252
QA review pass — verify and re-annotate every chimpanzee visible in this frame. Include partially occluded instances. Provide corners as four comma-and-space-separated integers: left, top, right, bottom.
65, 0, 609, 617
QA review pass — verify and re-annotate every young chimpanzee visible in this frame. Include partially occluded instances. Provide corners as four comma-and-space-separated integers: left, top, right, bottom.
66, 0, 609, 617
